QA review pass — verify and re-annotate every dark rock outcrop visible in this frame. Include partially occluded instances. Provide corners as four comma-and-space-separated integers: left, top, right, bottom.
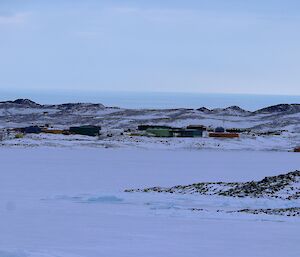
125, 170, 300, 200
196, 107, 211, 113
13, 99, 40, 106
0, 98, 40, 107
235, 207, 300, 217
254, 104, 300, 114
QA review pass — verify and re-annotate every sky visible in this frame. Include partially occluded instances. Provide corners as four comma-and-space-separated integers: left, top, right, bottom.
0, 0, 300, 95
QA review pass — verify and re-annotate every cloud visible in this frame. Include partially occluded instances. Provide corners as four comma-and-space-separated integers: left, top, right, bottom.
107, 5, 253, 23
0, 12, 30, 25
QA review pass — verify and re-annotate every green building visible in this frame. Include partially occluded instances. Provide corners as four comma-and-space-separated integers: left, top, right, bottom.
69, 125, 101, 136
146, 128, 173, 137
172, 129, 203, 137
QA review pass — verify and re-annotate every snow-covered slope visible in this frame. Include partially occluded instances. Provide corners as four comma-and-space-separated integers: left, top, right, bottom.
0, 99, 299, 150
0, 99, 299, 131
126, 170, 300, 200
0, 148, 299, 257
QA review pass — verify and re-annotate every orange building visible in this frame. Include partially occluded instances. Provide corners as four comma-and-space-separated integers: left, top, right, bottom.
209, 132, 239, 138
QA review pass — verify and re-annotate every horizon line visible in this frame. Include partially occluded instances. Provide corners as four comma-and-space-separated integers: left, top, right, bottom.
1, 89, 300, 97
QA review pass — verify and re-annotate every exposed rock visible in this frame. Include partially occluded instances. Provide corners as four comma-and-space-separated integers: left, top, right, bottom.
235, 207, 300, 217
211, 106, 250, 116
0, 98, 40, 107
224, 105, 249, 113
0, 99, 300, 141
13, 99, 40, 106
254, 104, 300, 114
188, 207, 300, 217
125, 171, 300, 200
196, 107, 211, 113
56, 103, 105, 111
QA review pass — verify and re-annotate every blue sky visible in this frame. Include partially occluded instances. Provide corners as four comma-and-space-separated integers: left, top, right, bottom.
0, 0, 300, 95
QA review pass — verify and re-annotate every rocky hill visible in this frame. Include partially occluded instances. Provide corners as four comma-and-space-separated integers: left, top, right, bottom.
254, 104, 300, 114
0, 98, 41, 107
0, 99, 299, 151
125, 170, 300, 200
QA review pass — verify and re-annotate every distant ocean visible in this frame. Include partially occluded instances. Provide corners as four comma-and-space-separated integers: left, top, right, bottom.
1, 90, 300, 111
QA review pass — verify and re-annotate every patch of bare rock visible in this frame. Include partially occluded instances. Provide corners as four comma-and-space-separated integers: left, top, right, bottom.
125, 170, 300, 200
234, 207, 300, 217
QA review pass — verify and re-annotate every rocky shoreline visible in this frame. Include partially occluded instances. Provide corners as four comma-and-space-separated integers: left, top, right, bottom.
125, 171, 300, 217
125, 171, 300, 200
235, 207, 300, 217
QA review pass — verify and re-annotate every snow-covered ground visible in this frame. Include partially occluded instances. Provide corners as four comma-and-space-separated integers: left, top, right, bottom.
1, 100, 300, 151
0, 147, 299, 257
1, 131, 298, 152
0, 100, 299, 256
